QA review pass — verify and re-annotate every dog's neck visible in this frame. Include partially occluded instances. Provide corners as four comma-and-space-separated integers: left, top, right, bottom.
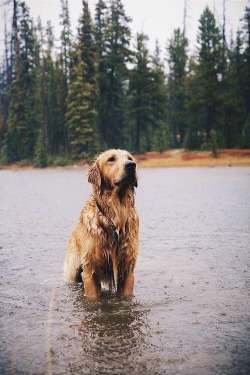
93, 186, 135, 237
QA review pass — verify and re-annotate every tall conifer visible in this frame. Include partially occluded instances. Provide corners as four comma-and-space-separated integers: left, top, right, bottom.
66, 0, 98, 160
4, 1, 38, 161
95, 0, 132, 148
151, 40, 171, 151
166, 28, 188, 146
58, 0, 72, 152
128, 33, 152, 152
185, 7, 223, 149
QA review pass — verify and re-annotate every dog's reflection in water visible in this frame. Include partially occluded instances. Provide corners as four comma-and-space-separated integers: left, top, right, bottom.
70, 289, 148, 374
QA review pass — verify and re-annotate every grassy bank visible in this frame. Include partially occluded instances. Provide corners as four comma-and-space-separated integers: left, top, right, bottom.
1, 149, 250, 170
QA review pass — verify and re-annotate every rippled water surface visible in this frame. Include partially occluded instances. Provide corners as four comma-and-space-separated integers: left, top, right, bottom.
1, 167, 250, 374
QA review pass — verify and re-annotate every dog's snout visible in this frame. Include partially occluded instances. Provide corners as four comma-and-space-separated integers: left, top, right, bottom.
125, 160, 136, 171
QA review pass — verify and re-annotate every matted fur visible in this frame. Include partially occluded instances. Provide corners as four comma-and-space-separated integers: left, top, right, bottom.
63, 149, 139, 298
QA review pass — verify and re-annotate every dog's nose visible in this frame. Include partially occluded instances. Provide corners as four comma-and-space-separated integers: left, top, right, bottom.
125, 160, 136, 171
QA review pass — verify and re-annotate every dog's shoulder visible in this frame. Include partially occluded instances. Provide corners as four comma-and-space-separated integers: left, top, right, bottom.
79, 195, 96, 215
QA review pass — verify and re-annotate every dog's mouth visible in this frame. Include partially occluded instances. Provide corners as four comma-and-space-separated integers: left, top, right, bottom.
114, 171, 137, 188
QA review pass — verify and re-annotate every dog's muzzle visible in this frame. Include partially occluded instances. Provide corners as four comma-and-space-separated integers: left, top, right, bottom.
114, 161, 137, 187
125, 160, 136, 172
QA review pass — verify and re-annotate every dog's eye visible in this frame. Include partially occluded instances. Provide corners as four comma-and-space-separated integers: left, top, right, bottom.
128, 156, 133, 161
107, 156, 116, 162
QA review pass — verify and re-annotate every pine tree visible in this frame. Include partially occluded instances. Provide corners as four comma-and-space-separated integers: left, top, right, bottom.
2, 126, 19, 162
43, 22, 55, 153
95, 0, 108, 148
224, 30, 245, 147
58, 0, 73, 152
95, 0, 107, 56
34, 129, 47, 167
95, 0, 133, 148
166, 28, 188, 147
151, 40, 171, 151
242, 7, 250, 125
0, 91, 5, 149
59, 0, 72, 80
34, 19, 61, 155
33, 17, 45, 150
236, 7, 250, 148
241, 115, 250, 148
78, 0, 96, 84
128, 33, 152, 152
44, 22, 64, 155
128, 36, 170, 152
66, 58, 98, 159
10, 0, 19, 82
66, 0, 98, 160
185, 7, 224, 149
198, 7, 224, 141
0, 12, 12, 148
4, 1, 38, 161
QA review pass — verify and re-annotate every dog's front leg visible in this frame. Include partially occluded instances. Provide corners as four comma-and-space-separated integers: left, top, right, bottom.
82, 267, 101, 298
121, 271, 134, 297
117, 259, 135, 297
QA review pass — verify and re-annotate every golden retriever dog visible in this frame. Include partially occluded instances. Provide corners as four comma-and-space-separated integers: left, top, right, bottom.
63, 149, 139, 298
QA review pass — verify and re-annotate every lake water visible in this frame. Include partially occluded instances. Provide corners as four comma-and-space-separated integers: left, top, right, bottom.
0, 167, 250, 375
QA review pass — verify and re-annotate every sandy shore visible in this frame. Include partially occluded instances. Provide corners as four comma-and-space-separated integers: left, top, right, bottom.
136, 149, 250, 167
1, 149, 250, 170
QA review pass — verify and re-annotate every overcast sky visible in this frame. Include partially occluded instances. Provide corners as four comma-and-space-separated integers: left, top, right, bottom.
1, 0, 249, 58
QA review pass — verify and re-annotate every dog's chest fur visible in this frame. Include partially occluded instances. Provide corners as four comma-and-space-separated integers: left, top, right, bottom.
107, 193, 132, 236
81, 190, 136, 287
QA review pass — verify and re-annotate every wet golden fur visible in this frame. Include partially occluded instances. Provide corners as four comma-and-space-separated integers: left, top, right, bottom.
63, 149, 139, 298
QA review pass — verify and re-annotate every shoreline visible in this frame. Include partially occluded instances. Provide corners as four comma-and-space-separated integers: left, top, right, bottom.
136, 149, 250, 168
1, 149, 250, 170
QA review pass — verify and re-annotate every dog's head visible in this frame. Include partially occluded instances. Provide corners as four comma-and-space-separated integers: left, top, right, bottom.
88, 149, 138, 193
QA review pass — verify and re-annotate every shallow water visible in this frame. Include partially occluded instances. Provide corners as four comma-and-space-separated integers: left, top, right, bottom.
0, 167, 250, 375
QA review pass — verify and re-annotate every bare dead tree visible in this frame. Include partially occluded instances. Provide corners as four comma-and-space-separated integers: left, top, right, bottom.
183, 0, 187, 36
6, 0, 19, 80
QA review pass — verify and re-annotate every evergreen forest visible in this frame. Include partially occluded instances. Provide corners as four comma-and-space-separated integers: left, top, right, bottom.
0, 0, 250, 167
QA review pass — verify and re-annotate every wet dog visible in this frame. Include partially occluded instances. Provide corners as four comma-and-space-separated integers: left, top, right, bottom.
63, 149, 139, 298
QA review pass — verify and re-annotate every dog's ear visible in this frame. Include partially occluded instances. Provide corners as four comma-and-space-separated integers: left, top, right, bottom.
88, 162, 101, 187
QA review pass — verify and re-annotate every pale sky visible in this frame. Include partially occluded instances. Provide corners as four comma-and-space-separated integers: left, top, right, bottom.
0, 0, 249, 59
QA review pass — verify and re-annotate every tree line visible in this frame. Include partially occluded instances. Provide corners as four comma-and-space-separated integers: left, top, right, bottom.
0, 0, 249, 166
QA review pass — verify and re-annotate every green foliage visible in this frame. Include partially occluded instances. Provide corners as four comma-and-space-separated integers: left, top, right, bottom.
209, 129, 219, 157
223, 30, 245, 148
1, 1, 250, 167
151, 40, 170, 151
183, 123, 201, 150
6, 2, 38, 160
58, 0, 73, 152
48, 154, 73, 167
34, 130, 47, 167
128, 33, 152, 152
66, 59, 98, 160
95, 0, 132, 148
242, 7, 250, 116
2, 126, 19, 162
152, 120, 171, 152
166, 28, 188, 146
127, 36, 170, 152
241, 115, 250, 148
194, 7, 224, 143
66, 1, 98, 160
